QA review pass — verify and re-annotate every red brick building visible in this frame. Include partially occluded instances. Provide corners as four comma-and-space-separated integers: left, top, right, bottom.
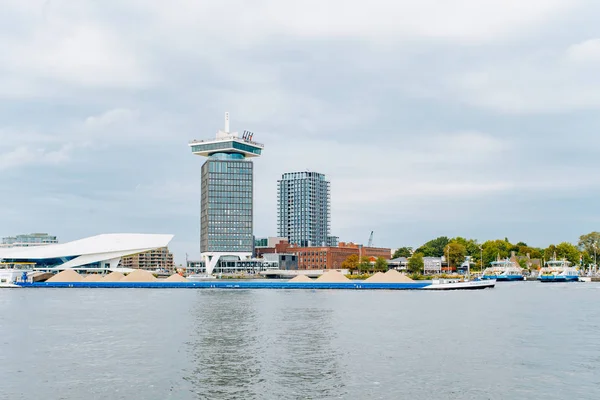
257, 241, 391, 270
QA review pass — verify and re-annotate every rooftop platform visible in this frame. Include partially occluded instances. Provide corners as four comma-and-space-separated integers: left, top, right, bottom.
189, 112, 264, 158
189, 135, 263, 158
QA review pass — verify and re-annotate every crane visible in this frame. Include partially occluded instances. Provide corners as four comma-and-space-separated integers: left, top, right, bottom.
367, 231, 374, 247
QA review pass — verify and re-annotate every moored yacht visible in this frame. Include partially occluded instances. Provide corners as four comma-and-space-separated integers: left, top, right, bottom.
538, 259, 579, 282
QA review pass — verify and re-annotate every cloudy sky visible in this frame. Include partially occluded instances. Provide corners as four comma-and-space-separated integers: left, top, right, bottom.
2, 0, 600, 263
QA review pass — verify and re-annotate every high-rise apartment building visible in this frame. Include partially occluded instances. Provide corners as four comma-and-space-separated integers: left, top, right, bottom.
189, 112, 264, 275
277, 171, 332, 247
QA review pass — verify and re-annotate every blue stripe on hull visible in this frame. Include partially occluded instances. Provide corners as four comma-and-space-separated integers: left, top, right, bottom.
483, 275, 524, 281
15, 281, 432, 290
537, 276, 579, 282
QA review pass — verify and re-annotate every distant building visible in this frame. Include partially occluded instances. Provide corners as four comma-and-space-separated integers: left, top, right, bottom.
262, 253, 298, 270
388, 257, 408, 271
327, 235, 339, 247
423, 257, 442, 274
186, 257, 278, 274
255, 237, 288, 248
277, 171, 332, 247
0, 234, 173, 271
120, 247, 174, 271
189, 112, 264, 275
258, 241, 391, 270
2, 233, 58, 247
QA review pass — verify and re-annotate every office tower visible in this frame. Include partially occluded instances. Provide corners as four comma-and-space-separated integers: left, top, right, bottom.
189, 112, 263, 274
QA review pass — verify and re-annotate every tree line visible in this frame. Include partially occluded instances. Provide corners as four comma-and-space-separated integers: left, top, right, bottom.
341, 254, 388, 274
393, 231, 600, 273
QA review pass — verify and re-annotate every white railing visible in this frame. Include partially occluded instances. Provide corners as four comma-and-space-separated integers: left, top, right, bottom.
189, 136, 264, 148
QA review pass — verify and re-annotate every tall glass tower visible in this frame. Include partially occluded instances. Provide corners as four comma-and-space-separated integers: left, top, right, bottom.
189, 113, 263, 274
277, 171, 332, 247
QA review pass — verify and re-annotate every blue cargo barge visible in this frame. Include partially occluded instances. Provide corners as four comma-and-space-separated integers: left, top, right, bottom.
16, 281, 432, 290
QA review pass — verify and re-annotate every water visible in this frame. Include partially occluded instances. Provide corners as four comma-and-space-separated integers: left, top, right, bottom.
1, 283, 600, 399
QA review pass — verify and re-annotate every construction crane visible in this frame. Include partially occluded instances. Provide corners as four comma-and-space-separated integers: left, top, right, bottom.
367, 231, 374, 247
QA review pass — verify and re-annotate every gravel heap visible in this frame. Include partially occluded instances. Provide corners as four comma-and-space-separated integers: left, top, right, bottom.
288, 275, 313, 282
102, 271, 125, 282
46, 269, 83, 283
315, 270, 350, 282
121, 269, 157, 282
164, 273, 188, 282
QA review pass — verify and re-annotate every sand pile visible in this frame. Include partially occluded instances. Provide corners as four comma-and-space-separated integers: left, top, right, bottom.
164, 273, 188, 282
121, 269, 157, 282
365, 272, 387, 282
102, 271, 125, 282
383, 269, 414, 283
315, 270, 350, 283
47, 269, 83, 283
83, 274, 103, 282
289, 275, 313, 282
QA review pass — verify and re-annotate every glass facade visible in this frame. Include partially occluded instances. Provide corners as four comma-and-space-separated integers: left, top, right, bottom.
277, 171, 331, 247
2, 233, 58, 247
201, 156, 253, 253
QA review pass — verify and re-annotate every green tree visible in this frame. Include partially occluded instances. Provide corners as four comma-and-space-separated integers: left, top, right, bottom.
358, 256, 372, 273
341, 254, 359, 274
445, 242, 467, 268
374, 257, 388, 272
518, 258, 529, 270
407, 253, 424, 274
392, 247, 412, 259
451, 237, 480, 258
544, 244, 557, 261
481, 239, 513, 267
578, 232, 600, 256
582, 251, 594, 266
416, 236, 449, 257
528, 248, 543, 259
545, 242, 581, 265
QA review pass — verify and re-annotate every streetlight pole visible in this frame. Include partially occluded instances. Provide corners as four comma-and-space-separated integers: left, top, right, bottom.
594, 243, 597, 275
480, 246, 483, 276
446, 245, 449, 275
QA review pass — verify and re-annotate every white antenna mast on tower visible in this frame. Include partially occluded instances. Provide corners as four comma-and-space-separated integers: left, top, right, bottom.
224, 112, 230, 133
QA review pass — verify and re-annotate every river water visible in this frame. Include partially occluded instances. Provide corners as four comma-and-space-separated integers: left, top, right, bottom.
1, 283, 600, 399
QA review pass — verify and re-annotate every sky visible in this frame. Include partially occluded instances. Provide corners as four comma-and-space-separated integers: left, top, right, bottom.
1, 0, 600, 264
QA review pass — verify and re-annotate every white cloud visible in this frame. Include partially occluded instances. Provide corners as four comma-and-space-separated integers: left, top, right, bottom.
136, 0, 575, 43
566, 38, 600, 64
447, 39, 600, 113
0, 1, 152, 97
1, 0, 599, 254
84, 108, 140, 129
0, 144, 74, 171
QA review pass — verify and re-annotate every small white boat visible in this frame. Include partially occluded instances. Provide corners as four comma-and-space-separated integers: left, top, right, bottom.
0, 266, 33, 288
424, 279, 496, 290
0, 282, 21, 288
579, 276, 592, 282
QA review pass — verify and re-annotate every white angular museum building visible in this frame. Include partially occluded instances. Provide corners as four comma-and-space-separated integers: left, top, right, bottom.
0, 233, 174, 272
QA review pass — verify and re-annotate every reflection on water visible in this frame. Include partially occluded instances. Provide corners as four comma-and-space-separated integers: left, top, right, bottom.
185, 290, 262, 399
267, 307, 345, 399
184, 290, 346, 399
3, 285, 600, 399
